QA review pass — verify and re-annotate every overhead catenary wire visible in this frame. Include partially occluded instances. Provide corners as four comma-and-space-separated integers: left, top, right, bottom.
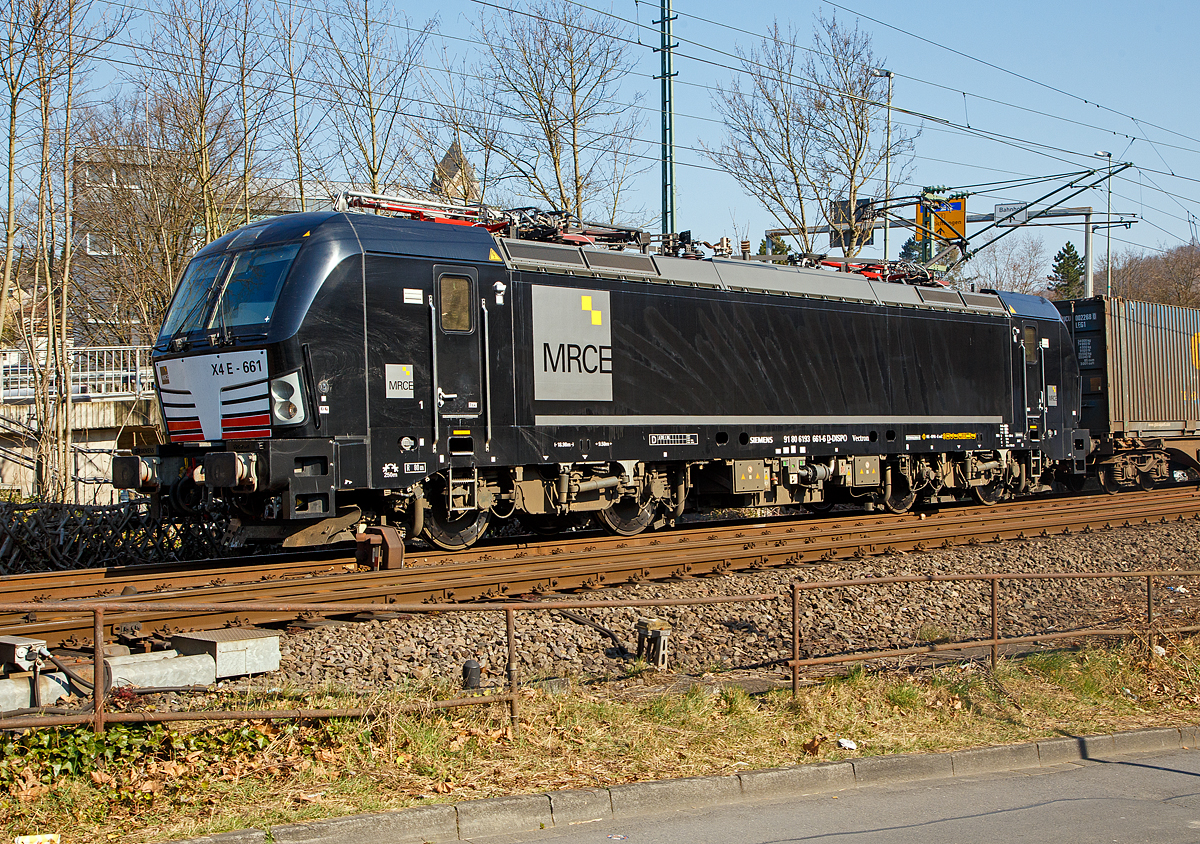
10, 0, 1183, 192
811, 0, 1200, 150
458, 0, 1200, 247
0, 4, 1107, 202
1, 0, 1195, 255
564, 0, 1200, 161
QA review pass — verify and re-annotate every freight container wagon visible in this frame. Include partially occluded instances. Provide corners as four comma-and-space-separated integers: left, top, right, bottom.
1054, 296, 1200, 491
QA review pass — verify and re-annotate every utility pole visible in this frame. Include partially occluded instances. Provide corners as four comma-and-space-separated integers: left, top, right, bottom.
1084, 210, 1094, 298
1095, 150, 1113, 295
655, 0, 677, 236
872, 69, 893, 263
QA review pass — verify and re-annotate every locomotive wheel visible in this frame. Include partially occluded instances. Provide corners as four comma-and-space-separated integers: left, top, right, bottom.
1099, 468, 1122, 495
806, 498, 835, 514
423, 507, 490, 550
596, 497, 656, 536
1138, 472, 1156, 491
971, 480, 1005, 506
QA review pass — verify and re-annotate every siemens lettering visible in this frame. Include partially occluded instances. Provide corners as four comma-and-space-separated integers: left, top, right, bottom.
532, 285, 613, 401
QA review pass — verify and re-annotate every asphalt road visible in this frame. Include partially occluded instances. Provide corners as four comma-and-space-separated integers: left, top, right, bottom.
472, 748, 1200, 844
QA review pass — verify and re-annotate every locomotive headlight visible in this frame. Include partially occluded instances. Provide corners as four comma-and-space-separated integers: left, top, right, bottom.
269, 371, 307, 426
270, 379, 294, 400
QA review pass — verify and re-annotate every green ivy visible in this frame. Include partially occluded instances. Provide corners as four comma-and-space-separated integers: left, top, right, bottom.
0, 721, 327, 788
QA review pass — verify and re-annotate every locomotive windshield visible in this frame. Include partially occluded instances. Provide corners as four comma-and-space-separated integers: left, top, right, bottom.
157, 243, 302, 343
158, 253, 226, 340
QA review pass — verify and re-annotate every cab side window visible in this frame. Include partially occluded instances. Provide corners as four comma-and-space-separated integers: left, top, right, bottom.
439, 275, 473, 333
1023, 326, 1038, 364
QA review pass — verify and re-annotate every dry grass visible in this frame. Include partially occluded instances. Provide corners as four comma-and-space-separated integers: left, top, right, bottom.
6, 637, 1200, 844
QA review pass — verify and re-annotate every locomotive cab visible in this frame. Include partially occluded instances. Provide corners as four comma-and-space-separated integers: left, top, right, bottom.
115, 208, 514, 546
994, 291, 1089, 489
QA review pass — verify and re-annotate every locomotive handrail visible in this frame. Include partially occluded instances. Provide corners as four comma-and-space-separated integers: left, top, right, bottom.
428, 296, 440, 448
482, 298, 493, 449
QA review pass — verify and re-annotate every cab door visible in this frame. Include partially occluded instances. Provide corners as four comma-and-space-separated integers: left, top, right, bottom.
432, 265, 483, 427
1020, 322, 1046, 442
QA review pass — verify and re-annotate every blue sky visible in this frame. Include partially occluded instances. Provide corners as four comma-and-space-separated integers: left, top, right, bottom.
426, 0, 1200, 264
94, 0, 1199, 266
667, 0, 1200, 261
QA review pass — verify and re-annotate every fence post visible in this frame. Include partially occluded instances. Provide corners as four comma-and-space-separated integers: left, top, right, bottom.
93, 608, 105, 733
506, 608, 519, 736
990, 578, 999, 670
791, 582, 800, 700
1146, 575, 1155, 661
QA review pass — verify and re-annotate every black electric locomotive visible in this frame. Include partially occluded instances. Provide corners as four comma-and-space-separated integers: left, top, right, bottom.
114, 193, 1092, 549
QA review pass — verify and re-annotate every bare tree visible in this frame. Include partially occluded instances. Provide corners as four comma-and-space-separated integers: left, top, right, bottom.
706, 14, 917, 257
415, 49, 502, 206
138, 0, 248, 242
0, 0, 109, 495
319, 0, 432, 194
1107, 241, 1200, 306
968, 231, 1049, 295
72, 97, 211, 346
232, 0, 274, 226
472, 0, 646, 221
271, 0, 317, 211
1, 0, 50, 342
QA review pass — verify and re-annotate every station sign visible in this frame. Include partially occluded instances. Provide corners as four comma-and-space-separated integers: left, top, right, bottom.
994, 203, 1029, 226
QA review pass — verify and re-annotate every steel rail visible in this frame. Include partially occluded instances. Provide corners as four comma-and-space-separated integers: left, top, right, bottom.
3, 489, 1199, 647
6, 500, 1198, 643
3, 487, 1190, 603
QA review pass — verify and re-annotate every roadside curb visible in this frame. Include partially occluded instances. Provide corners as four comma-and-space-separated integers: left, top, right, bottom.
173, 725, 1197, 844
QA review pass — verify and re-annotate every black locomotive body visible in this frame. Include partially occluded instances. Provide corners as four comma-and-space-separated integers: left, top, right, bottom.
114, 207, 1090, 548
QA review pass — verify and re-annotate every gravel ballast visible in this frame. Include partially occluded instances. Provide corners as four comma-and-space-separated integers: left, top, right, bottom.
272, 518, 1200, 690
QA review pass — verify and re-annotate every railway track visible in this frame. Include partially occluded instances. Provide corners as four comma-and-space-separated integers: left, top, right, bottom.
3, 487, 1199, 648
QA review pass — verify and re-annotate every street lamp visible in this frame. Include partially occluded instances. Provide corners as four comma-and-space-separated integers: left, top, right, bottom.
873, 68, 894, 265
1095, 150, 1112, 296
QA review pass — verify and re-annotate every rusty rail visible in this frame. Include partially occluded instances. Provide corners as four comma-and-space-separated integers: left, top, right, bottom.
6, 488, 1200, 649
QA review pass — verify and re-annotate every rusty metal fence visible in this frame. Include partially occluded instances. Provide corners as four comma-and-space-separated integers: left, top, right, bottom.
785, 570, 1199, 697
0, 594, 775, 734
1, 569, 1196, 734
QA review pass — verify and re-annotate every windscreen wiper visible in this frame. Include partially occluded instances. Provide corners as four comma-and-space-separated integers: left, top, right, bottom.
165, 291, 213, 352
163, 259, 228, 352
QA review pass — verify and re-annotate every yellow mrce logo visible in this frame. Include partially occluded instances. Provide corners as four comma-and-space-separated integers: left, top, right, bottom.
581, 295, 603, 326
